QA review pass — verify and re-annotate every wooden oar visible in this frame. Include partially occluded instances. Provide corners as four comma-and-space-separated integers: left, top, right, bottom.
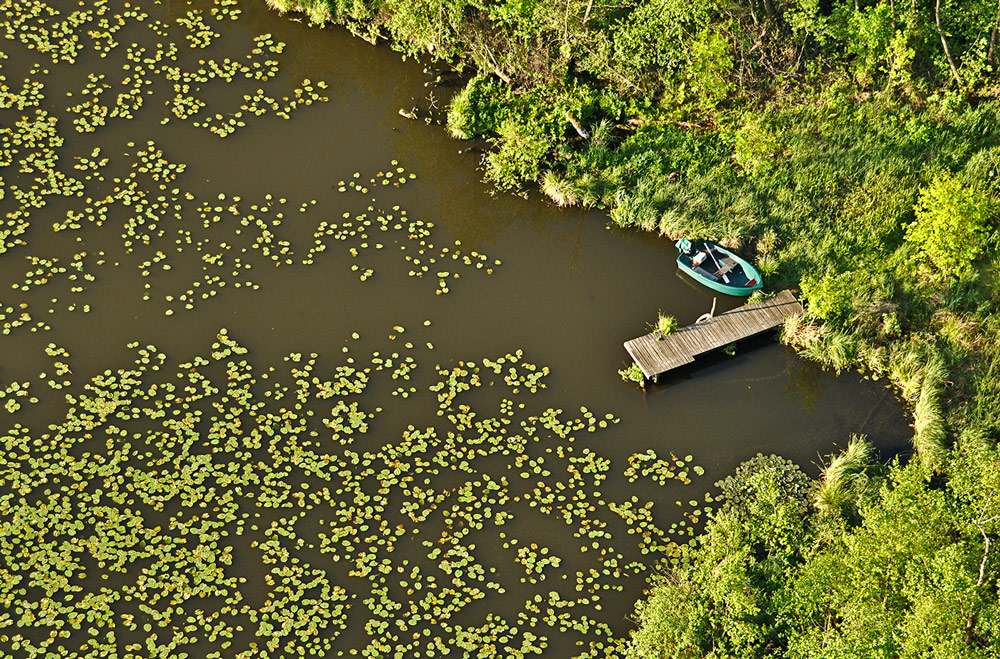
706, 245, 730, 283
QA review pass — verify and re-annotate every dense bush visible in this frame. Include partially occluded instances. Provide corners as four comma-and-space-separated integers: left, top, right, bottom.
907, 171, 996, 278
630, 441, 1000, 659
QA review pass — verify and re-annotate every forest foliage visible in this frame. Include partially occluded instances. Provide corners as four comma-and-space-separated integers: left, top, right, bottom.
262, 0, 1000, 655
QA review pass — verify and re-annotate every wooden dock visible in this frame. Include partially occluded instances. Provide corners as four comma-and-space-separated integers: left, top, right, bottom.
624, 290, 803, 381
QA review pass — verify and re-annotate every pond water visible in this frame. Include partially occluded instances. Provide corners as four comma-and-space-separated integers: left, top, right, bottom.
0, 1, 909, 657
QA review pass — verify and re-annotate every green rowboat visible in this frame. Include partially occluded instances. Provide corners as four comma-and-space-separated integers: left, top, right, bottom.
676, 238, 763, 296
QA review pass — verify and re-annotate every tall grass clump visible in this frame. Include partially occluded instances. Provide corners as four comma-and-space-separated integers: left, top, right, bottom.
913, 357, 949, 468
889, 345, 928, 401
574, 172, 604, 207
756, 253, 779, 278
657, 207, 687, 239
792, 322, 856, 374
858, 342, 889, 376
824, 330, 858, 373
541, 170, 579, 207
264, 0, 296, 12
780, 313, 807, 345
265, 0, 330, 23
447, 84, 476, 139
813, 435, 873, 518
610, 189, 658, 231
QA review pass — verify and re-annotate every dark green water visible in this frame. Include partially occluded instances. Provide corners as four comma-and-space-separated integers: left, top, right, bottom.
0, 1, 909, 657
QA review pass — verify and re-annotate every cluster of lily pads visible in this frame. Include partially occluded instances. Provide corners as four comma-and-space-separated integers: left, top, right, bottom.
624, 449, 705, 486
211, 0, 242, 21
176, 6, 220, 48
3, 0, 319, 147
4, 125, 494, 328
3, 0, 501, 334
0, 0, 300, 257
0, 329, 707, 657
1, 0, 132, 64
0, 378, 33, 413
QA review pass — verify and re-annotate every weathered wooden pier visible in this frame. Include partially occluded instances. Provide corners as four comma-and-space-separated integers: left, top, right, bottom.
624, 290, 804, 382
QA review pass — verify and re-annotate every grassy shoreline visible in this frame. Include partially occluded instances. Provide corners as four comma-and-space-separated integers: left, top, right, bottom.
267, 0, 1000, 654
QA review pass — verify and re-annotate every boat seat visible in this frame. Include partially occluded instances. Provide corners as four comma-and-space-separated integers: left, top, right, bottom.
714, 262, 737, 277
693, 265, 721, 282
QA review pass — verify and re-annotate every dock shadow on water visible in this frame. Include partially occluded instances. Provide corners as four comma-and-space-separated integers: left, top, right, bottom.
0, 1, 910, 657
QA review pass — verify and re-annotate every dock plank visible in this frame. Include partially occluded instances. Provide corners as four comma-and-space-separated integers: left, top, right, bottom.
623, 290, 803, 379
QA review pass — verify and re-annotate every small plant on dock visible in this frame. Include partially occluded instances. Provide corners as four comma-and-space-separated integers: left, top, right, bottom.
619, 362, 645, 386
650, 310, 677, 339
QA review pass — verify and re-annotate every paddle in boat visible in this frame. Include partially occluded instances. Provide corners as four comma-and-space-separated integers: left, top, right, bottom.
675, 238, 763, 296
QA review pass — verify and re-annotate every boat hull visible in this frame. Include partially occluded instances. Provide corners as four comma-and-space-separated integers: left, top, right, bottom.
675, 239, 763, 296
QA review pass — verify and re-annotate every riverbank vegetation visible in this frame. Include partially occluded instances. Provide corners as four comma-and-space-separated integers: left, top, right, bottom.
268, 0, 1000, 654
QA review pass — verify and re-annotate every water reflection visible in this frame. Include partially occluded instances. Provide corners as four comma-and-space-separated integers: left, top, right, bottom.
783, 349, 828, 413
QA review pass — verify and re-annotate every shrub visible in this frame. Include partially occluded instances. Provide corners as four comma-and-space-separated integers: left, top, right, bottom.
800, 270, 856, 324
264, 0, 296, 12
446, 75, 507, 140
265, 0, 330, 24
844, 1, 895, 85
482, 114, 550, 190
715, 453, 811, 521
731, 116, 783, 179
906, 171, 995, 278
626, 575, 708, 659
713, 453, 812, 559
667, 28, 732, 114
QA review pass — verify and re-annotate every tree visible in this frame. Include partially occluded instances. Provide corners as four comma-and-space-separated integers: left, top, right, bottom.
627, 455, 813, 659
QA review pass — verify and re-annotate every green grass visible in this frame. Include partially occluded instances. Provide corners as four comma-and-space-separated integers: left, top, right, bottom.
913, 357, 949, 468
814, 435, 873, 517
540, 170, 579, 207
